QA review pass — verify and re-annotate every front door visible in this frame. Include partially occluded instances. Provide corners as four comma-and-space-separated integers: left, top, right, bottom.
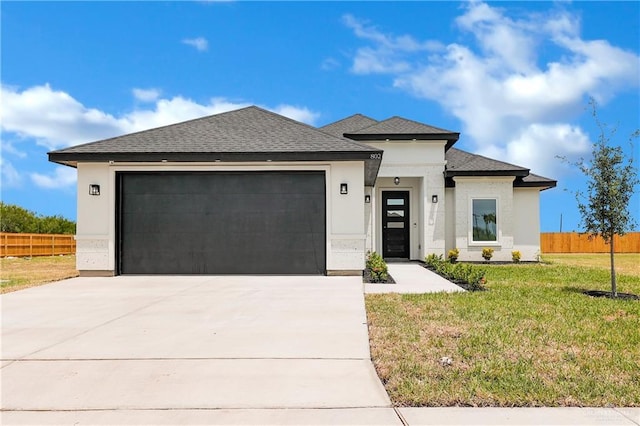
382, 191, 410, 259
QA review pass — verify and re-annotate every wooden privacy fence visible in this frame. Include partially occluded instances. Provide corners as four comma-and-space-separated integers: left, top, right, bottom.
541, 232, 640, 253
0, 233, 76, 257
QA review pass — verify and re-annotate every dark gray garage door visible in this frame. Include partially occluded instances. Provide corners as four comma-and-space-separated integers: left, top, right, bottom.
117, 171, 326, 275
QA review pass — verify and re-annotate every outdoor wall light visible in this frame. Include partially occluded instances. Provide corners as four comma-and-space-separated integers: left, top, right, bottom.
89, 184, 100, 196
432, 194, 438, 203
340, 183, 348, 195
394, 177, 400, 185
365, 195, 371, 203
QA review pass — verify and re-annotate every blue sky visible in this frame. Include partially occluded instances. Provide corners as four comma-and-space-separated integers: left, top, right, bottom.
1, 1, 639, 232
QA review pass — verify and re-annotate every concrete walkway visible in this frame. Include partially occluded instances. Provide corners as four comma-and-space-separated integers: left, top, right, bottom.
365, 262, 464, 294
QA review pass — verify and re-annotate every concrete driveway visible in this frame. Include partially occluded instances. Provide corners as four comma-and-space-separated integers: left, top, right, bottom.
1, 275, 396, 424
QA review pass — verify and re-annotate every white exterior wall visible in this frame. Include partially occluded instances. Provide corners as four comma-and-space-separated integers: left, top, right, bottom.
327, 162, 367, 272
452, 176, 516, 262
75, 161, 366, 275
513, 188, 542, 261
444, 187, 456, 255
76, 163, 113, 273
365, 140, 447, 260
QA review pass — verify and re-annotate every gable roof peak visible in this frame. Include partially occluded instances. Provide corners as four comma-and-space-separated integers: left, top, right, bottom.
319, 113, 379, 138
351, 115, 458, 135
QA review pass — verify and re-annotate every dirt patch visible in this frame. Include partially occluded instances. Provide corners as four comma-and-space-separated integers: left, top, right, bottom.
1, 255, 79, 294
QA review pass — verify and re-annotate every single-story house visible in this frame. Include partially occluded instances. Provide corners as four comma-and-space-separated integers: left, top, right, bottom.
49, 106, 556, 276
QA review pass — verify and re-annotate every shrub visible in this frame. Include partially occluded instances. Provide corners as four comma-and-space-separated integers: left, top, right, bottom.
447, 248, 459, 263
366, 251, 388, 282
425, 253, 443, 269
512, 250, 521, 263
482, 247, 494, 262
423, 253, 487, 291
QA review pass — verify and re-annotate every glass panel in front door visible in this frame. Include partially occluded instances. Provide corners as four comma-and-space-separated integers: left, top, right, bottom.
382, 191, 410, 258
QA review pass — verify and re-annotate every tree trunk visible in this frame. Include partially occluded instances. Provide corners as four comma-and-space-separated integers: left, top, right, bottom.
610, 237, 617, 298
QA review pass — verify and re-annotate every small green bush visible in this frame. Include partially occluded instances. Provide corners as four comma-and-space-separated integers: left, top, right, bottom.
424, 253, 487, 291
366, 251, 389, 282
425, 253, 443, 269
512, 250, 521, 263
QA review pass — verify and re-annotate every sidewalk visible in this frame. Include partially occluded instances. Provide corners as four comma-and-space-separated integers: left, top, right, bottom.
398, 407, 640, 425
365, 261, 464, 294
4, 406, 637, 425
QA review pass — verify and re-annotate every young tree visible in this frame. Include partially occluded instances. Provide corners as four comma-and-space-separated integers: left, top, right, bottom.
565, 99, 639, 297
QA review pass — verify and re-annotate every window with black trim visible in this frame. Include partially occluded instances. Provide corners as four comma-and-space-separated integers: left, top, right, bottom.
472, 199, 497, 242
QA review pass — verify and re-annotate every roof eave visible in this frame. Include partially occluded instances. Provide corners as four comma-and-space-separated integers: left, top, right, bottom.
344, 132, 459, 149
445, 176, 557, 191
48, 150, 384, 186
515, 180, 558, 191
445, 170, 530, 178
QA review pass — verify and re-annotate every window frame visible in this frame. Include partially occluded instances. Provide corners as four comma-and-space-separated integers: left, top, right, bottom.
468, 197, 501, 246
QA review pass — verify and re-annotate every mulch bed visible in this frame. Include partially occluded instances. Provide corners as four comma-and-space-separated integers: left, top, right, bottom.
583, 290, 639, 300
362, 269, 396, 284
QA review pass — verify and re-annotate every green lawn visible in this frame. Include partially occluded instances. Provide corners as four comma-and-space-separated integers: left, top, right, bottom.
366, 254, 640, 407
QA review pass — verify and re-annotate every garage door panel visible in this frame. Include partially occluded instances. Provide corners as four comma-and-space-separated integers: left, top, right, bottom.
118, 172, 326, 275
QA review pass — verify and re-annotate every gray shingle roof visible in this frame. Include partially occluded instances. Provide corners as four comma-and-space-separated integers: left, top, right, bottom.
445, 148, 556, 189
319, 114, 378, 138
51, 106, 376, 155
48, 106, 384, 185
445, 148, 529, 175
348, 116, 456, 135
335, 115, 459, 148
519, 172, 557, 188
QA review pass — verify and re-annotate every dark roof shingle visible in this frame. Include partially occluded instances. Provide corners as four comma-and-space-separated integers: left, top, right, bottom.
319, 114, 378, 138
48, 106, 384, 185
348, 116, 456, 135
445, 148, 529, 175
51, 106, 376, 155
445, 148, 556, 189
339, 116, 459, 148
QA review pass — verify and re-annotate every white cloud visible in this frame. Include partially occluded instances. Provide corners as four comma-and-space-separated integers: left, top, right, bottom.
132, 88, 162, 102
30, 166, 77, 189
1, 158, 22, 187
0, 84, 320, 153
182, 37, 209, 51
321, 57, 341, 71
476, 123, 591, 178
342, 14, 443, 75
0, 83, 124, 150
272, 105, 320, 125
344, 3, 640, 178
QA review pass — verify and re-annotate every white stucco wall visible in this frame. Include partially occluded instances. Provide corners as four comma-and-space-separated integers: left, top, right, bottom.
327, 161, 367, 271
444, 187, 455, 255
513, 188, 542, 261
75, 161, 366, 275
76, 163, 112, 273
452, 176, 516, 262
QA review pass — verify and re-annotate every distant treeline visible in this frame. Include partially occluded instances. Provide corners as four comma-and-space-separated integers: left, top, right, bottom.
0, 202, 76, 234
